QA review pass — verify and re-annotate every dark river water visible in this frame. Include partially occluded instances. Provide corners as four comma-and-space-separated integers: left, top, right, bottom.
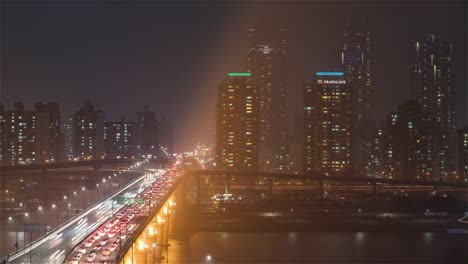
167, 231, 468, 263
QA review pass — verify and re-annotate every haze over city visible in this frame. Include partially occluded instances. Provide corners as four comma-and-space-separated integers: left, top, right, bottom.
1, 1, 467, 264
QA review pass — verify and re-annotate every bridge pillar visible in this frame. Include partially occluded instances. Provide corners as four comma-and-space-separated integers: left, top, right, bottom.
162, 207, 171, 246
155, 215, 164, 260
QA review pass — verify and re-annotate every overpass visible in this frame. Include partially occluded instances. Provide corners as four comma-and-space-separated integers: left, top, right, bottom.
0, 158, 171, 172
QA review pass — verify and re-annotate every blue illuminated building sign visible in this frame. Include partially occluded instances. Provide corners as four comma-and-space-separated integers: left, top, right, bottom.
316, 72, 344, 76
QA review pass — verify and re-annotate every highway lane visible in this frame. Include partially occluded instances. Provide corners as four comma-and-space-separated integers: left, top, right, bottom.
9, 168, 163, 264
66, 170, 179, 264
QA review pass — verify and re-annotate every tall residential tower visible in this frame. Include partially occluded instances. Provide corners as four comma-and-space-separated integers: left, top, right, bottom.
245, 27, 289, 172
215, 72, 259, 171
413, 35, 455, 179
303, 72, 353, 176
340, 21, 374, 174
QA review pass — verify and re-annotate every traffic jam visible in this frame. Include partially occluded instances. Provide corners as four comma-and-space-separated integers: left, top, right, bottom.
68, 169, 177, 264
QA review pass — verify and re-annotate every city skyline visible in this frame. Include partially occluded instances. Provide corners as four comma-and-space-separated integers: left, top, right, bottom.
2, 1, 466, 152
1, 2, 467, 263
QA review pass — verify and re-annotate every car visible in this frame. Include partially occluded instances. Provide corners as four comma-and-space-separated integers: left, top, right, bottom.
98, 230, 106, 237
86, 253, 96, 262
108, 232, 115, 238
78, 247, 86, 254
84, 240, 93, 247
93, 234, 101, 240
101, 255, 110, 262
94, 245, 102, 251
69, 258, 79, 264
104, 226, 111, 232
102, 248, 111, 256
100, 238, 109, 246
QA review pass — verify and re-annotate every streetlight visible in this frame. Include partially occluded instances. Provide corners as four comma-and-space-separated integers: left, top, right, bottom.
52, 204, 58, 227
73, 191, 79, 214
96, 183, 100, 201
38, 206, 47, 235
67, 203, 71, 220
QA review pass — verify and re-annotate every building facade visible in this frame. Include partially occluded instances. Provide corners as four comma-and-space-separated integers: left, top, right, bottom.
0, 103, 37, 165
413, 35, 455, 179
35, 102, 64, 163
303, 72, 353, 176
245, 27, 289, 172
72, 101, 104, 160
135, 106, 159, 158
215, 72, 260, 171
1, 102, 65, 165
340, 21, 374, 173
104, 118, 135, 159
456, 126, 468, 181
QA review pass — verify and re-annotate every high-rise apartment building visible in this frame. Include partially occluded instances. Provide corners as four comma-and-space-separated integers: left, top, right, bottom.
104, 118, 135, 159
413, 35, 455, 178
0, 103, 36, 165
1, 102, 65, 165
245, 27, 289, 172
456, 126, 468, 181
215, 72, 259, 171
340, 21, 374, 172
63, 117, 74, 160
303, 72, 353, 176
136, 106, 159, 158
35, 102, 64, 163
383, 101, 436, 180
72, 101, 104, 160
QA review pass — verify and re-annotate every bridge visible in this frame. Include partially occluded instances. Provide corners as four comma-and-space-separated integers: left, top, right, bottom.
0, 158, 171, 172
4, 165, 467, 263
186, 169, 468, 201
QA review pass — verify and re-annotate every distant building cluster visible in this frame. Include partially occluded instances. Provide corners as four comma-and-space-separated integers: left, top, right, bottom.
215, 22, 466, 182
1, 101, 173, 165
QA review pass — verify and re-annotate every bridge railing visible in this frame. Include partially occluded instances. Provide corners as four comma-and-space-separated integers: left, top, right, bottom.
6, 171, 145, 262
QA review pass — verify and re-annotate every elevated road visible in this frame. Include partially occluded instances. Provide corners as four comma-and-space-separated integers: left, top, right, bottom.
8, 169, 163, 264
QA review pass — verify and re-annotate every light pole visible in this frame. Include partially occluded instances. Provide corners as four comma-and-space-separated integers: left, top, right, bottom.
81, 187, 86, 210
38, 206, 47, 235
96, 183, 100, 202
67, 203, 71, 220
73, 191, 79, 214
23, 212, 29, 248
9, 215, 19, 251
52, 203, 58, 227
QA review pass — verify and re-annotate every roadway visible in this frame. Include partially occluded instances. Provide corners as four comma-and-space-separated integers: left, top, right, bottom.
8, 168, 163, 264
65, 170, 179, 264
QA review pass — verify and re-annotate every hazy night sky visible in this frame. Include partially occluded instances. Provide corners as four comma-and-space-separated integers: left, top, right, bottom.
2, 1, 466, 152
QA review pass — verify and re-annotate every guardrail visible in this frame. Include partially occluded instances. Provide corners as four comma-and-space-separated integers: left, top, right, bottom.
6, 171, 145, 263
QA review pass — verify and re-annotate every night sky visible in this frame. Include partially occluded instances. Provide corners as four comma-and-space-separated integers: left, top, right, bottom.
2, 1, 466, 152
